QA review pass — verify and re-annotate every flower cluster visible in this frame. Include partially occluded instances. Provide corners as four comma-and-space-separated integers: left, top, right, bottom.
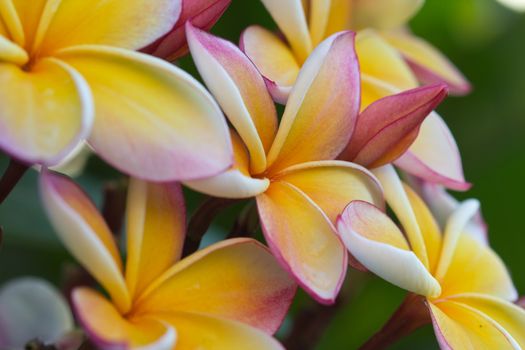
0, 1, 523, 349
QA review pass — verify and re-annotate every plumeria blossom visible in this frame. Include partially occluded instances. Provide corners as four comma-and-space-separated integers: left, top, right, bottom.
241, 0, 470, 190
0, 277, 80, 350
40, 171, 296, 349
0, 0, 232, 181
337, 165, 525, 349
184, 24, 449, 303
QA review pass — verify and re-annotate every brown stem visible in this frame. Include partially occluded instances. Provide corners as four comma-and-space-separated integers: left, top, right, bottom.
182, 196, 239, 257
101, 180, 128, 237
0, 158, 29, 205
359, 293, 431, 350
228, 202, 259, 239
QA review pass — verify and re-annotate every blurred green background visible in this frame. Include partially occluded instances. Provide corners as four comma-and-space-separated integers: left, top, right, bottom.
1, 0, 524, 349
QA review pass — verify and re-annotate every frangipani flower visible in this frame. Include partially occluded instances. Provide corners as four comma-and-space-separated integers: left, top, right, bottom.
142, 0, 232, 61
337, 165, 524, 349
241, 0, 470, 190
40, 171, 296, 349
184, 24, 447, 303
0, 0, 232, 181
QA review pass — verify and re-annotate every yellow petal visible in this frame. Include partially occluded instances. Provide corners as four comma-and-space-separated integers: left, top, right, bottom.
241, 25, 299, 103
40, 171, 130, 313
272, 160, 383, 223
0, 58, 93, 166
356, 29, 418, 103
161, 312, 284, 350
324, 0, 353, 37
0, 35, 28, 65
429, 301, 518, 350
35, 0, 181, 54
352, 0, 424, 30
187, 23, 277, 173
256, 181, 347, 304
382, 30, 471, 95
0, 0, 25, 46
259, 0, 312, 62
337, 201, 441, 297
134, 239, 295, 335
56, 45, 232, 182
73, 288, 176, 350
185, 130, 269, 198
267, 32, 360, 172
439, 234, 518, 301
308, 0, 332, 47
125, 179, 186, 301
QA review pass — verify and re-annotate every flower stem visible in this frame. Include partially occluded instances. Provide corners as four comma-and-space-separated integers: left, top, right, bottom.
0, 158, 29, 205
182, 196, 239, 257
359, 293, 431, 350
228, 202, 259, 239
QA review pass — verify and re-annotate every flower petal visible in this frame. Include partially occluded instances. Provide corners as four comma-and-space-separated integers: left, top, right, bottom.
161, 312, 284, 350
352, 0, 424, 30
0, 35, 27, 65
382, 31, 471, 95
185, 130, 270, 198
240, 25, 299, 104
356, 29, 418, 100
259, 0, 311, 62
134, 238, 296, 335
337, 201, 441, 297
39, 171, 130, 313
0, 0, 25, 46
267, 32, 360, 172
272, 160, 383, 222
395, 112, 470, 191
428, 300, 519, 350
340, 83, 448, 167
0, 58, 93, 166
187, 23, 277, 173
0, 278, 73, 349
56, 45, 232, 181
256, 181, 347, 304
439, 233, 518, 301
142, 0, 231, 61
73, 288, 176, 350
125, 179, 186, 301
35, 0, 182, 54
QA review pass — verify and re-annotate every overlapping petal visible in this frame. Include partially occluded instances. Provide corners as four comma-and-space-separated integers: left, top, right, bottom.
395, 112, 470, 191
125, 179, 186, 300
0, 58, 92, 166
382, 31, 471, 95
187, 23, 277, 173
340, 84, 448, 167
272, 160, 383, 222
257, 181, 347, 304
266, 32, 360, 172
0, 0, 26, 46
134, 239, 296, 334
352, 0, 424, 30
55, 45, 232, 181
0, 35, 27, 64
40, 171, 130, 313
337, 201, 441, 297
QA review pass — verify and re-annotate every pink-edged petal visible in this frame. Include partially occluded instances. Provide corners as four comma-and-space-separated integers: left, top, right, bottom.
395, 112, 471, 191
267, 31, 360, 172
337, 201, 441, 297
0, 278, 73, 349
134, 238, 296, 335
72, 288, 176, 350
240, 25, 298, 104
340, 83, 448, 167
382, 31, 471, 95
0, 58, 93, 166
55, 45, 232, 182
125, 179, 186, 300
352, 0, 424, 30
256, 181, 347, 304
39, 170, 130, 313
186, 23, 277, 173
259, 0, 312, 62
185, 130, 269, 198
142, 0, 231, 61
